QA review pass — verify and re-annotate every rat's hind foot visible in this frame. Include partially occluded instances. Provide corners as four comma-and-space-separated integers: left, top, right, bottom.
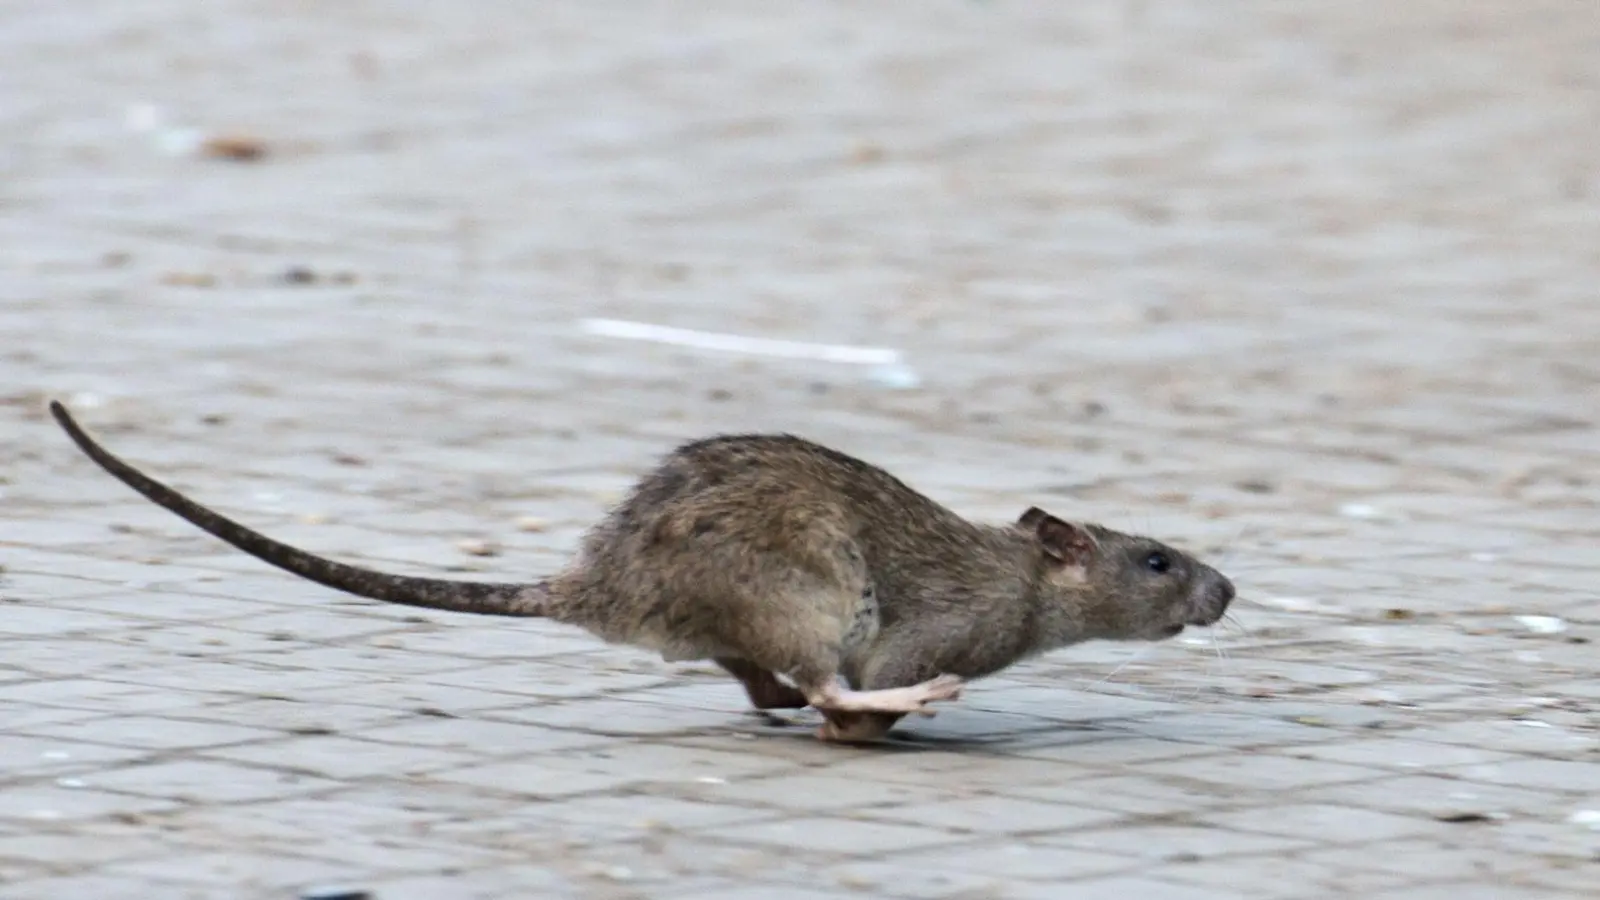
716, 657, 809, 710
806, 674, 963, 716
816, 710, 903, 743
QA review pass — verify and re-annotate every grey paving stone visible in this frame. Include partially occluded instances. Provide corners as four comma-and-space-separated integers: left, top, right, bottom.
860, 795, 1122, 836
102, 850, 367, 889
0, 872, 215, 900
361, 867, 581, 900
1287, 737, 1519, 771
203, 734, 481, 779
1198, 804, 1442, 843
183, 695, 412, 734
699, 816, 968, 855
1296, 838, 1543, 885
1018, 876, 1251, 900
352, 714, 611, 756
888, 839, 1142, 882
1151, 852, 1414, 897
1136, 752, 1389, 792
426, 760, 644, 800
1365, 883, 1575, 900
0, 785, 181, 823
0, 733, 151, 779
85, 758, 343, 803
1043, 825, 1314, 859
681, 771, 950, 813
12, 713, 279, 751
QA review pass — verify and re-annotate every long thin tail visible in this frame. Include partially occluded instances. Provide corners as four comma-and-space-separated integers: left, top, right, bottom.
50, 400, 549, 617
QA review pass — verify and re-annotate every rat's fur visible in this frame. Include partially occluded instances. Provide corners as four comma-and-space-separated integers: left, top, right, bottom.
50, 401, 1233, 742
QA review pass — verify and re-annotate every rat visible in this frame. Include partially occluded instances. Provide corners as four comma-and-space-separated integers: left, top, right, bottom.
49, 400, 1234, 742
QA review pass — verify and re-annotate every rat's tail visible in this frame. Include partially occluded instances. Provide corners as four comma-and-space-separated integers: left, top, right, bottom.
50, 400, 550, 618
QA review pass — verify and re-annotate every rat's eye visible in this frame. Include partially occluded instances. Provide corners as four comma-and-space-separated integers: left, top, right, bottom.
1144, 551, 1171, 574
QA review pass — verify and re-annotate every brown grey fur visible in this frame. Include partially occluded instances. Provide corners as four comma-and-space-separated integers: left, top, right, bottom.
50, 401, 1234, 742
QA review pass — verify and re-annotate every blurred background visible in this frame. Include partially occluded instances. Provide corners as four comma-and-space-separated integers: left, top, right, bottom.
1, 1, 1597, 897
5, 0, 1595, 435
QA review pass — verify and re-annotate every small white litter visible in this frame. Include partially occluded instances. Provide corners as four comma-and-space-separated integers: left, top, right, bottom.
580, 318, 920, 387
1513, 616, 1567, 635
1568, 810, 1600, 830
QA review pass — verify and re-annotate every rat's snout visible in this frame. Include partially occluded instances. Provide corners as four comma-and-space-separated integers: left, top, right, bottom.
1186, 571, 1235, 626
1212, 575, 1235, 611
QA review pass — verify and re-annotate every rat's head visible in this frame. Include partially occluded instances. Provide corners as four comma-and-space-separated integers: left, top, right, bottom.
1017, 506, 1234, 642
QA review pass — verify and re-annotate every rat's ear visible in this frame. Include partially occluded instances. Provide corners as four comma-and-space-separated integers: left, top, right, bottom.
1020, 508, 1096, 566
1017, 506, 1050, 529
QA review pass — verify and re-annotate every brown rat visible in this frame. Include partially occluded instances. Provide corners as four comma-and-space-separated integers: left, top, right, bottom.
49, 400, 1234, 742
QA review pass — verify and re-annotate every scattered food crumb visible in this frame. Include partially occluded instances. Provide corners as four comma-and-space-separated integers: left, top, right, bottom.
515, 516, 548, 533
457, 539, 500, 557
282, 265, 318, 285
1433, 810, 1495, 824
200, 134, 267, 161
161, 271, 216, 288
287, 725, 337, 736
1382, 608, 1415, 621
851, 142, 885, 164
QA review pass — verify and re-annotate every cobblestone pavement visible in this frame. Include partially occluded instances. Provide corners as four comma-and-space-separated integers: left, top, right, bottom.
3, 2, 1598, 898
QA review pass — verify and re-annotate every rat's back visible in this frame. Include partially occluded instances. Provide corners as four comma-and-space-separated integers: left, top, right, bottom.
628, 433, 959, 537
562, 434, 977, 624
